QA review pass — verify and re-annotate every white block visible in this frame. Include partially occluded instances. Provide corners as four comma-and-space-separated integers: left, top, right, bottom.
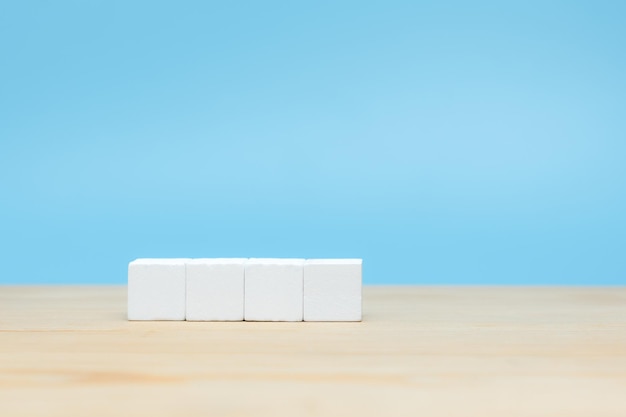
186, 258, 246, 321
244, 258, 305, 321
127, 258, 187, 321
304, 259, 362, 321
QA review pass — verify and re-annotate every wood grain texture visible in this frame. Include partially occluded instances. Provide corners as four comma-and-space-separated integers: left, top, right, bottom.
1, 286, 625, 417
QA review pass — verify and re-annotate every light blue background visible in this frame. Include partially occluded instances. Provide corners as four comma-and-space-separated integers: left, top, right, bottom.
1, 1, 625, 285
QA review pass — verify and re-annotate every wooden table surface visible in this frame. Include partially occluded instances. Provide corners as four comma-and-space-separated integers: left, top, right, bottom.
1, 286, 625, 417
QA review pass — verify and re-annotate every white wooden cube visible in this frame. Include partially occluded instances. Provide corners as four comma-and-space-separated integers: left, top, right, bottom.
304, 259, 362, 321
186, 258, 246, 321
127, 258, 187, 321
244, 258, 305, 321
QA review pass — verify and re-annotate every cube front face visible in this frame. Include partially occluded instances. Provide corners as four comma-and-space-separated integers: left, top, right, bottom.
127, 259, 187, 321
244, 259, 305, 322
186, 259, 245, 321
304, 259, 362, 322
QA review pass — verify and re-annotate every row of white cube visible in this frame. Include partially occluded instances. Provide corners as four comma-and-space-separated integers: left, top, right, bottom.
128, 258, 362, 321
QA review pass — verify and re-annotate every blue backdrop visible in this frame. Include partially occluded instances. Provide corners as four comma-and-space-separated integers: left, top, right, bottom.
1, 1, 625, 284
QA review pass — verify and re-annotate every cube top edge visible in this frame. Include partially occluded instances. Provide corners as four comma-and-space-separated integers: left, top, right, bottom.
305, 259, 362, 265
129, 258, 190, 266
247, 258, 305, 265
129, 258, 363, 266
186, 258, 248, 265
